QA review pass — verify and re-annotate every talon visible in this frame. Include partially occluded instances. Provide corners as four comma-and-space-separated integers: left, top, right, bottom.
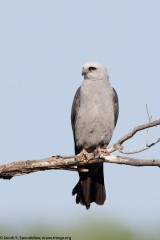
94, 149, 100, 158
94, 146, 108, 157
75, 149, 89, 162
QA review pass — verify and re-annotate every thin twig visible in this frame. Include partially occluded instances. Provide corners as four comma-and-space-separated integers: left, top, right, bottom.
146, 104, 152, 122
117, 138, 160, 154
146, 104, 152, 147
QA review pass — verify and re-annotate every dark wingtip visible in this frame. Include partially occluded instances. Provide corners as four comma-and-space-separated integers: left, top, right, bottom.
76, 194, 80, 204
0, 174, 13, 180
72, 181, 80, 196
86, 204, 90, 210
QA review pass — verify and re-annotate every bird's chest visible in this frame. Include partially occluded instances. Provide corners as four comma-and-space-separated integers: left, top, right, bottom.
79, 81, 113, 121
75, 81, 114, 149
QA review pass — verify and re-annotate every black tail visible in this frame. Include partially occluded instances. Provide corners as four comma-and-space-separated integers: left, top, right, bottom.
72, 163, 106, 209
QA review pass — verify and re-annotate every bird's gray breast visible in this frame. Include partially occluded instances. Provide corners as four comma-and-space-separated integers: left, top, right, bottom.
74, 80, 115, 150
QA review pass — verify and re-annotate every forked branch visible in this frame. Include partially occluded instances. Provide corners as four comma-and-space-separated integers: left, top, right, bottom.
107, 119, 160, 153
0, 119, 160, 180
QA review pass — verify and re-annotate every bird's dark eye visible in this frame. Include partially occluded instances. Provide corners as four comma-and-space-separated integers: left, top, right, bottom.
88, 66, 97, 71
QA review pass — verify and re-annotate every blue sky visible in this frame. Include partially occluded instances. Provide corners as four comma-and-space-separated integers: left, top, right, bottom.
0, 0, 160, 233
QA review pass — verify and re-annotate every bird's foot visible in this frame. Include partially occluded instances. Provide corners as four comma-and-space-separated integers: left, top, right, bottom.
75, 149, 89, 163
94, 147, 101, 159
94, 146, 108, 158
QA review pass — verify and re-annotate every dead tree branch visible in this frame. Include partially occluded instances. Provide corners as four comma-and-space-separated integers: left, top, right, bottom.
107, 119, 160, 154
0, 119, 160, 180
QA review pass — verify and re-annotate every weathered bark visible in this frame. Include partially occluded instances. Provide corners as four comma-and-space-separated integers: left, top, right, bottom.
0, 119, 160, 180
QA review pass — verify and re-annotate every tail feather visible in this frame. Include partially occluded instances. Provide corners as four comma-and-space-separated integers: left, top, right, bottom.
72, 163, 106, 209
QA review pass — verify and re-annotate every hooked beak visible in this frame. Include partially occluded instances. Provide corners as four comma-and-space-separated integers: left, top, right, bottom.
81, 68, 85, 76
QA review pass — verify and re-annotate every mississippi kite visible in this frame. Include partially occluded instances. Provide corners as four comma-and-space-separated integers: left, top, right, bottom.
71, 62, 119, 209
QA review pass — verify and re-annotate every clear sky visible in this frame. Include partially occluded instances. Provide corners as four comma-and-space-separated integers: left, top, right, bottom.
0, 0, 160, 234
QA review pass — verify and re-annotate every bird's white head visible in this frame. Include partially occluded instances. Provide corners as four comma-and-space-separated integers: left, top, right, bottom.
82, 62, 109, 81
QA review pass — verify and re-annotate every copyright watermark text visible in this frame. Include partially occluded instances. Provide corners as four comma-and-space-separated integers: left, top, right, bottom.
0, 236, 71, 240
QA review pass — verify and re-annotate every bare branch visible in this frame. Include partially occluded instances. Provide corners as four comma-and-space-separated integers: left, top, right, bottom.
1, 152, 160, 180
107, 119, 160, 154
100, 155, 160, 167
117, 146, 150, 154
0, 119, 160, 180
117, 138, 160, 154
0, 154, 92, 179
146, 104, 152, 122
146, 104, 152, 147
0, 154, 95, 179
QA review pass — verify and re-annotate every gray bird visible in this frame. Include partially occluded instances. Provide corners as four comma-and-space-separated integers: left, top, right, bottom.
71, 62, 119, 209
